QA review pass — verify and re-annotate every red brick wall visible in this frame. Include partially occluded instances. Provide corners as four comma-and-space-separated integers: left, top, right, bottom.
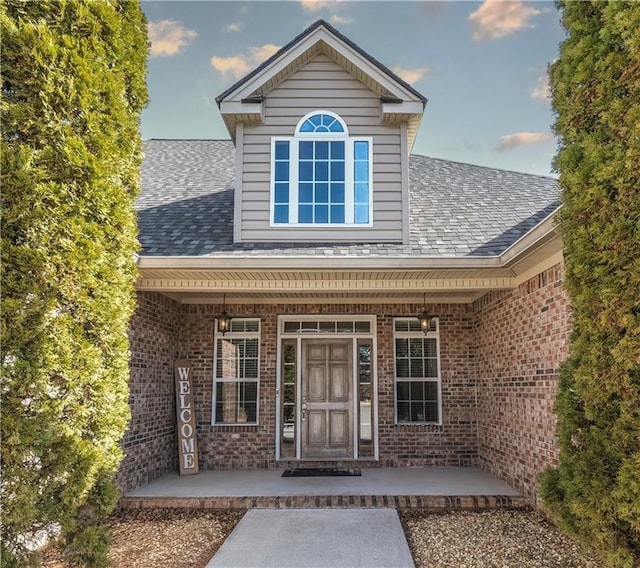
120, 265, 570, 500
178, 302, 478, 470
117, 292, 181, 493
474, 262, 570, 503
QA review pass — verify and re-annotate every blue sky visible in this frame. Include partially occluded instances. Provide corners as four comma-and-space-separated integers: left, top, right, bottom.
141, 1, 565, 176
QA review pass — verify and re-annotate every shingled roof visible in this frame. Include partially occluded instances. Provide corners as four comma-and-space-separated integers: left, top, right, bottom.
137, 139, 560, 258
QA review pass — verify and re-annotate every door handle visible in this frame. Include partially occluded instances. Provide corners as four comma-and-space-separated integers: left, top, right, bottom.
301, 402, 307, 421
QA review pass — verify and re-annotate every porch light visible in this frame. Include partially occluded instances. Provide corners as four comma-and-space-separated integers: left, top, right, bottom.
217, 294, 231, 335
418, 293, 431, 335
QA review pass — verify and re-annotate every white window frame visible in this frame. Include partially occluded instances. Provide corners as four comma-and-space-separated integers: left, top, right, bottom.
212, 318, 260, 426
275, 314, 379, 461
270, 110, 373, 228
393, 317, 442, 426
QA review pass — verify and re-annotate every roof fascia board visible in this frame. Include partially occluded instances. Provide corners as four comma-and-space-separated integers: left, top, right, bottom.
219, 101, 263, 118
137, 255, 502, 271
500, 206, 562, 267
382, 101, 424, 116
222, 27, 423, 106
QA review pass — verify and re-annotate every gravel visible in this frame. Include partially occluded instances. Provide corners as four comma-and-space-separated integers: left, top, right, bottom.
400, 509, 602, 568
41, 508, 602, 568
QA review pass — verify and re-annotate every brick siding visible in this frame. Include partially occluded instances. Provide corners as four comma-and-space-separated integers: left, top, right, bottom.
474, 262, 570, 503
117, 292, 181, 493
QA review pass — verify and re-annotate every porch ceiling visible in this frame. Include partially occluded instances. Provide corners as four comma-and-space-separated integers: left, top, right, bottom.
137, 267, 515, 304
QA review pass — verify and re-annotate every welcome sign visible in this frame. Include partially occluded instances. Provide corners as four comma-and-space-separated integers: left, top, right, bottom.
174, 360, 199, 475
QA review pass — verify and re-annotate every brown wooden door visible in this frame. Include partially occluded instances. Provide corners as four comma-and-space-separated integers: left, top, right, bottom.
301, 340, 352, 459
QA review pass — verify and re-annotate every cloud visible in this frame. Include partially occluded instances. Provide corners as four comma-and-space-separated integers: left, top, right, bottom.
148, 20, 198, 57
300, 0, 336, 10
531, 73, 551, 100
211, 44, 282, 79
390, 66, 432, 84
329, 15, 351, 25
225, 22, 242, 33
495, 132, 553, 152
469, 0, 547, 42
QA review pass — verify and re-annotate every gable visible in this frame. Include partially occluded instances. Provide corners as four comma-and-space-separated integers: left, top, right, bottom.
217, 20, 426, 153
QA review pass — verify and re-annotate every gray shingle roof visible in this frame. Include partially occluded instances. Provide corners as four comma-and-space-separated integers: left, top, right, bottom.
137, 139, 560, 257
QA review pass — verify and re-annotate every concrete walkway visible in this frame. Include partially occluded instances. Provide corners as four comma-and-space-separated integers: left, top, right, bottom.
206, 508, 414, 568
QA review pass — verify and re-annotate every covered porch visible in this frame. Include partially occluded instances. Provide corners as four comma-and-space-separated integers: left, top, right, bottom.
119, 467, 526, 511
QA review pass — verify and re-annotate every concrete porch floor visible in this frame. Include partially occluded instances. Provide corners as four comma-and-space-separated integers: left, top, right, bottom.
120, 467, 527, 511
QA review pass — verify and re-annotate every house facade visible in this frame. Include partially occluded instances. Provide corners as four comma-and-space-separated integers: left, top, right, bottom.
118, 20, 569, 506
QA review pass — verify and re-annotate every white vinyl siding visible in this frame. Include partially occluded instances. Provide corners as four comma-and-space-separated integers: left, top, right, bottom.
238, 53, 405, 242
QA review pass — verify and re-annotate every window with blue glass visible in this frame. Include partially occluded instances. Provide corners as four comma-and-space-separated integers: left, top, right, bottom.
270, 111, 372, 226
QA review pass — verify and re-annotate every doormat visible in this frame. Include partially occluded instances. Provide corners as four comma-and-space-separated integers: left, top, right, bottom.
282, 467, 361, 478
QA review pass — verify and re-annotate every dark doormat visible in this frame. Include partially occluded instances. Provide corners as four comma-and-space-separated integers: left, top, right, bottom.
282, 467, 361, 478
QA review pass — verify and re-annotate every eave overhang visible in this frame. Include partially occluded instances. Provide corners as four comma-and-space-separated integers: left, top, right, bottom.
136, 208, 563, 305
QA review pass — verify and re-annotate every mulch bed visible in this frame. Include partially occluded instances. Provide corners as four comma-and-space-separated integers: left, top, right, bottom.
41, 508, 244, 568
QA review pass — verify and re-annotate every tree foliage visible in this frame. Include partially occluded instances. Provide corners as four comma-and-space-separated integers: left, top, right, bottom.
540, 2, 640, 566
1, 0, 148, 564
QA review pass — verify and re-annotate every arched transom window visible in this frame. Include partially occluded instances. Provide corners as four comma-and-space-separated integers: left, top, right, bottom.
271, 111, 372, 226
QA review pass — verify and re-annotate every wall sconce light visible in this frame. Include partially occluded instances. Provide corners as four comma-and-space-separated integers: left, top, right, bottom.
217, 293, 231, 335
418, 292, 431, 335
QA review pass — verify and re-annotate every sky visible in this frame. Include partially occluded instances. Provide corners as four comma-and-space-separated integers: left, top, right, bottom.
140, 1, 565, 176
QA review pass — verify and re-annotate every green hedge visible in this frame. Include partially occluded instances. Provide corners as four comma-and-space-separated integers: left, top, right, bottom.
540, 2, 640, 567
1, 1, 148, 565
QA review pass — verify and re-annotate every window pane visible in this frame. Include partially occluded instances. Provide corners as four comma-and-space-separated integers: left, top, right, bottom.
315, 161, 328, 181
355, 321, 371, 333
299, 161, 313, 181
274, 205, 288, 223
354, 140, 368, 160
330, 160, 345, 181
215, 381, 257, 424
299, 141, 313, 159
319, 321, 335, 332
315, 205, 329, 223
355, 161, 369, 182
330, 205, 344, 223
396, 338, 408, 358
315, 183, 328, 203
331, 141, 345, 158
299, 183, 313, 203
425, 359, 438, 377
409, 339, 423, 357
329, 120, 344, 133
299, 205, 313, 223
309, 114, 322, 128
410, 358, 424, 378
424, 401, 439, 422
411, 401, 425, 422
300, 120, 315, 132
315, 141, 328, 159
397, 401, 410, 422
397, 382, 410, 399
275, 161, 289, 182
275, 140, 289, 160
331, 183, 345, 204
355, 183, 368, 204
354, 205, 369, 224
410, 381, 424, 399
275, 183, 289, 204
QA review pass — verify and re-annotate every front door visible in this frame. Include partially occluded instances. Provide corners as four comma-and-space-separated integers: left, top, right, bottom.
301, 340, 352, 459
